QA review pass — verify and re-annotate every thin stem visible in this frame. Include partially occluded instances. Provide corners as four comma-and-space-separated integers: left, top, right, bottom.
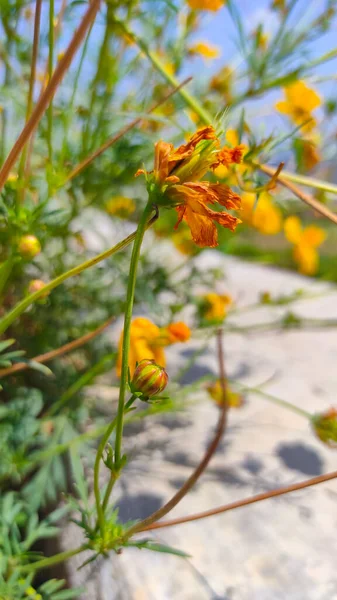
0, 316, 114, 379
231, 381, 310, 419
64, 77, 192, 185
93, 395, 136, 536
124, 329, 228, 539
101, 395, 137, 514
114, 20, 213, 125
19, 546, 86, 573
0, 0, 101, 194
18, 0, 42, 203
258, 164, 337, 226
141, 470, 337, 531
114, 202, 154, 468
47, 0, 55, 163
0, 211, 158, 336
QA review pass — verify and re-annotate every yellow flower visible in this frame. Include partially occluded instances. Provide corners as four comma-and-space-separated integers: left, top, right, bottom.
241, 191, 282, 235
117, 318, 190, 376
276, 81, 321, 133
105, 196, 136, 218
207, 380, 244, 408
202, 292, 232, 321
284, 215, 326, 275
187, 0, 224, 10
188, 42, 221, 60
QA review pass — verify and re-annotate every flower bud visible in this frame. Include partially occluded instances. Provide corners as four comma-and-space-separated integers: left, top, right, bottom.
312, 408, 337, 448
27, 279, 49, 298
18, 235, 41, 258
131, 359, 168, 399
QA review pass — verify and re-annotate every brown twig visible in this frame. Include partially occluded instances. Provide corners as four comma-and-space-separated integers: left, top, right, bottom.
0, 0, 102, 193
259, 164, 337, 226
140, 469, 337, 531
64, 76, 193, 184
0, 316, 114, 379
125, 329, 228, 539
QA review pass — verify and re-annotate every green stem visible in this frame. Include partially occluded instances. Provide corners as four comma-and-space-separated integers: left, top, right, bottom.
101, 395, 137, 514
93, 395, 137, 536
19, 545, 86, 573
0, 213, 157, 336
114, 201, 154, 468
230, 381, 311, 419
47, 0, 54, 163
114, 20, 212, 126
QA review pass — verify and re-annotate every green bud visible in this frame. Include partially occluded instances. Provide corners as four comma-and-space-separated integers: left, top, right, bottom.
131, 359, 168, 399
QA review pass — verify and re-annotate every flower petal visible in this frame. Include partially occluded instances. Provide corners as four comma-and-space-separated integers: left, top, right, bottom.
184, 206, 218, 247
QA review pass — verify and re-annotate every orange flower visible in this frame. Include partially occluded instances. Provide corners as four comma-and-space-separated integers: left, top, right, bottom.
117, 317, 190, 376
136, 125, 242, 247
187, 0, 224, 10
164, 322, 191, 343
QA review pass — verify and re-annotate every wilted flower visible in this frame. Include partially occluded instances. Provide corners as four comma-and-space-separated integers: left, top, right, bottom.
136, 125, 242, 247
294, 137, 320, 171
200, 292, 232, 322
207, 380, 244, 408
188, 42, 221, 60
312, 408, 337, 448
105, 196, 136, 218
187, 0, 224, 10
18, 235, 41, 258
117, 317, 190, 376
213, 129, 247, 180
131, 359, 168, 399
241, 191, 282, 235
284, 216, 326, 275
276, 81, 321, 133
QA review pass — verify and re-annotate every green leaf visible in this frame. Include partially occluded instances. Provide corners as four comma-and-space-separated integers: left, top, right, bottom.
127, 539, 190, 558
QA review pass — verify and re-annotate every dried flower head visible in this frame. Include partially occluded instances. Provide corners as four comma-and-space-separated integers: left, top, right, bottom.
312, 408, 337, 448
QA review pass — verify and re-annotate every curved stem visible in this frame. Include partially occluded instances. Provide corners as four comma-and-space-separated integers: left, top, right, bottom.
114, 202, 154, 468
124, 329, 228, 539
140, 470, 337, 532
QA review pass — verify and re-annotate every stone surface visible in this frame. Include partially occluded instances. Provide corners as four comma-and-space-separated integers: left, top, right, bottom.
64, 251, 337, 599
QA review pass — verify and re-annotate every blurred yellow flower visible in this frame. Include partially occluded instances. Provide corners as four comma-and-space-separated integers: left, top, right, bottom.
301, 138, 320, 171
105, 196, 136, 218
188, 42, 221, 60
276, 81, 321, 133
210, 65, 233, 103
207, 380, 244, 408
202, 292, 232, 321
241, 191, 282, 235
117, 317, 190, 376
312, 408, 337, 448
187, 0, 224, 10
284, 215, 326, 275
